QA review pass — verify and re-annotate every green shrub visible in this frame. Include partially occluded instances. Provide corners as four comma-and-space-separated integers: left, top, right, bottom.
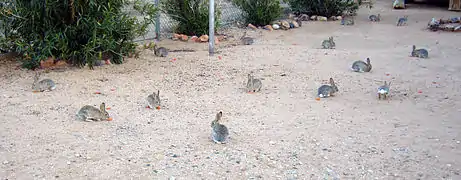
285, 0, 359, 17
161, 0, 221, 36
233, 0, 282, 26
0, 0, 158, 69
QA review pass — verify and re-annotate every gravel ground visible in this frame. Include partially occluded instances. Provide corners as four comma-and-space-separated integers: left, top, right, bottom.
1, 1, 461, 179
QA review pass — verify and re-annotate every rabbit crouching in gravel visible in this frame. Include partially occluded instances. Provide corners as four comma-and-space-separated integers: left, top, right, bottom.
146, 90, 161, 109
154, 44, 168, 57
411, 45, 429, 58
246, 74, 262, 93
351, 58, 372, 72
318, 78, 339, 98
321, 36, 336, 49
211, 111, 229, 144
397, 16, 408, 26
378, 81, 391, 100
76, 102, 112, 122
369, 14, 381, 22
32, 72, 56, 92
240, 31, 254, 45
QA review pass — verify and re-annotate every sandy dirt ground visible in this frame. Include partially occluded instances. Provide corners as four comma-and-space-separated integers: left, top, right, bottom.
1, 1, 461, 179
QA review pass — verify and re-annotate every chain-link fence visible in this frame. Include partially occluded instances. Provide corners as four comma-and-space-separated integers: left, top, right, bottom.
126, 0, 247, 42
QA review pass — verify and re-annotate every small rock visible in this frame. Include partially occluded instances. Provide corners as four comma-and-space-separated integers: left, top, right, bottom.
247, 23, 258, 30
323, 156, 328, 160
172, 33, 181, 41
269, 141, 276, 145
74, 154, 81, 157
199, 35, 209, 42
191, 36, 199, 42
264, 25, 274, 31
67, 161, 71, 165
310, 15, 317, 20
180, 34, 189, 41
280, 20, 290, 30
298, 14, 309, 21
3, 160, 9, 165
292, 21, 299, 28
317, 16, 327, 21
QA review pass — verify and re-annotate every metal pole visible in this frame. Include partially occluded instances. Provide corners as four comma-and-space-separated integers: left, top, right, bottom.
208, 0, 215, 56
154, 0, 161, 40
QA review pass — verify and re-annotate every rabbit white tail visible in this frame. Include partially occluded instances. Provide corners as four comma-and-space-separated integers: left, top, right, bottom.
319, 94, 325, 98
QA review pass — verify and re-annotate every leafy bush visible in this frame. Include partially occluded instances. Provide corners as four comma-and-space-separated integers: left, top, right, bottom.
233, 0, 282, 26
285, 0, 359, 17
0, 0, 157, 69
161, 0, 221, 36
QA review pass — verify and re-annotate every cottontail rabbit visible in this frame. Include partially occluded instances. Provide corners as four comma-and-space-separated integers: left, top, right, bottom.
146, 90, 161, 109
241, 31, 254, 45
322, 36, 336, 49
351, 58, 372, 72
378, 81, 391, 100
32, 72, 56, 92
211, 111, 229, 144
153, 44, 168, 57
318, 78, 339, 98
411, 45, 429, 58
341, 16, 354, 25
397, 16, 408, 26
246, 74, 262, 93
76, 102, 112, 122
369, 14, 381, 22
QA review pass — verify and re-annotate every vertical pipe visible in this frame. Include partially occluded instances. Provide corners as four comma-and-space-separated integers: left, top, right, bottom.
208, 0, 215, 56
154, 0, 161, 40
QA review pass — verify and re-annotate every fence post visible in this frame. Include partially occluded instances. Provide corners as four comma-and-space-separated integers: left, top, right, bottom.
208, 0, 215, 56
154, 0, 161, 40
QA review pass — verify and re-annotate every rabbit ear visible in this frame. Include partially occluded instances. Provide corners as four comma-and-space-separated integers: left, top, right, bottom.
367, 58, 371, 64
216, 111, 223, 121
388, 81, 391, 87
329, 78, 335, 85
157, 90, 160, 96
384, 81, 388, 86
412, 45, 416, 50
100, 102, 106, 111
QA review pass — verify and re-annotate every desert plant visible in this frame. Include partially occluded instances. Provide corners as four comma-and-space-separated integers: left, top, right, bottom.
233, 0, 282, 26
285, 0, 359, 17
0, 0, 158, 69
161, 0, 221, 36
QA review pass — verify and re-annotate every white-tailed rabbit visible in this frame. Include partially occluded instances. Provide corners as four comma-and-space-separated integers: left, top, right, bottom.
154, 44, 168, 57
351, 58, 372, 72
32, 72, 56, 92
246, 74, 262, 93
322, 36, 336, 49
76, 102, 112, 122
146, 90, 161, 109
318, 78, 339, 98
397, 16, 408, 26
411, 45, 429, 58
369, 14, 381, 22
240, 31, 254, 45
211, 111, 229, 144
378, 81, 391, 100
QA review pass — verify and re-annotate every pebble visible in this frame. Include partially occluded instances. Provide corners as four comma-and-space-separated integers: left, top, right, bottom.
67, 161, 71, 165
269, 141, 276, 145
447, 164, 452, 167
3, 160, 9, 165
456, 141, 460, 144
